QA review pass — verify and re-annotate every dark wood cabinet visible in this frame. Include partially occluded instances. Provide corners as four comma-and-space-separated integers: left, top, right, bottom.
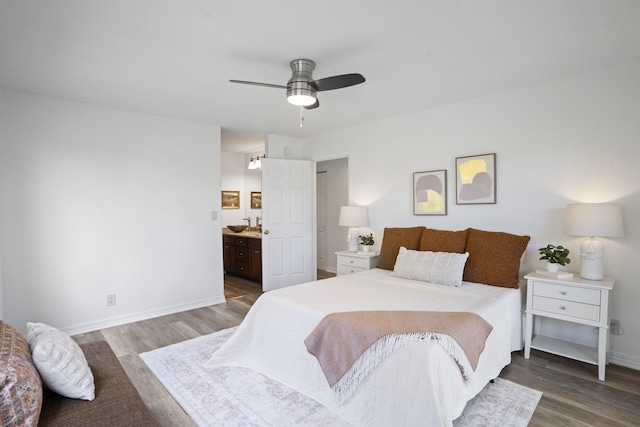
223, 234, 261, 282
248, 238, 262, 282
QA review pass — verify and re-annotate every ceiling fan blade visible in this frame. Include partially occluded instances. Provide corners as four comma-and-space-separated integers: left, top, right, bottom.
229, 80, 287, 90
311, 73, 365, 91
304, 99, 320, 110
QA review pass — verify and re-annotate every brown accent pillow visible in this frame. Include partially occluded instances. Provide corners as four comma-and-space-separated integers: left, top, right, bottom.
463, 228, 531, 288
376, 227, 425, 270
419, 228, 469, 253
0, 321, 43, 426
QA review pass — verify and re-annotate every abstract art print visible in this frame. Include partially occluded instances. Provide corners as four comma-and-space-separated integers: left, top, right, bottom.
413, 170, 447, 215
455, 153, 496, 204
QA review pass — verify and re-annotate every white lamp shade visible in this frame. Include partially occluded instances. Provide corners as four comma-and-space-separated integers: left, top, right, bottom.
564, 203, 624, 237
339, 206, 368, 227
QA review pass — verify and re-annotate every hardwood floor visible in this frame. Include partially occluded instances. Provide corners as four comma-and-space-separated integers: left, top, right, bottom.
73, 271, 639, 426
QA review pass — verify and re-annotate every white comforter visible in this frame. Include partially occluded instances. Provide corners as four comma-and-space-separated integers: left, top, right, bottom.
206, 269, 522, 427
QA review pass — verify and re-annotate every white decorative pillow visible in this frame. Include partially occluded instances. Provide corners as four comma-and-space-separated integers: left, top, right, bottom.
393, 247, 470, 287
26, 322, 95, 401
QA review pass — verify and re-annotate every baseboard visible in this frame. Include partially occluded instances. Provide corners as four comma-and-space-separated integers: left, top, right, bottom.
325, 266, 337, 274
61, 295, 226, 336
609, 350, 640, 371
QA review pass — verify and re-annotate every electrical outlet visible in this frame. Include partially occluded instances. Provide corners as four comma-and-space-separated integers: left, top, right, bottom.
107, 294, 116, 307
610, 319, 621, 335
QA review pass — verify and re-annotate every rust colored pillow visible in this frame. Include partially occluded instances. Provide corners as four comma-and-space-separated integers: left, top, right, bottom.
419, 228, 469, 253
463, 228, 530, 288
0, 322, 43, 426
376, 227, 425, 270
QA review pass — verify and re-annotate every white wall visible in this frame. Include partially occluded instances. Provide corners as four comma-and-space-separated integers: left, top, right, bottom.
245, 151, 263, 227
266, 134, 304, 160
303, 61, 640, 369
0, 89, 224, 335
220, 152, 247, 227
220, 151, 263, 228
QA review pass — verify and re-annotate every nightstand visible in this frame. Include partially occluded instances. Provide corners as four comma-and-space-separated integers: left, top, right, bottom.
335, 251, 379, 276
524, 271, 614, 381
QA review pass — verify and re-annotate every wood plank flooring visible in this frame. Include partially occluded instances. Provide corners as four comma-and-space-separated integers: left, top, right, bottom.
73, 272, 640, 426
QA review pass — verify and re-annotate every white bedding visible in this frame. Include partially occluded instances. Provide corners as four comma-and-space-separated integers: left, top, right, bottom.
206, 268, 523, 427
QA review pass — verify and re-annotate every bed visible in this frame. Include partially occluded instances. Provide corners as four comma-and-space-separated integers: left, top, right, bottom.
207, 227, 530, 426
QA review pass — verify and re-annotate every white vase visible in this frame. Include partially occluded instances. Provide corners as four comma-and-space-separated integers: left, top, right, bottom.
546, 263, 559, 273
362, 245, 371, 253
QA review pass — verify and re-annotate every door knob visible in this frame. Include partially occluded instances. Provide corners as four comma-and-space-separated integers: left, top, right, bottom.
263, 230, 269, 234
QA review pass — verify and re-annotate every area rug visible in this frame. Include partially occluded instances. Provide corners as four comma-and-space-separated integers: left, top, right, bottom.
140, 327, 541, 427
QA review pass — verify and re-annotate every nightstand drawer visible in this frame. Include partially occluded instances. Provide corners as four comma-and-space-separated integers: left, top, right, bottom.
338, 256, 370, 269
532, 295, 600, 321
338, 264, 367, 275
533, 281, 600, 305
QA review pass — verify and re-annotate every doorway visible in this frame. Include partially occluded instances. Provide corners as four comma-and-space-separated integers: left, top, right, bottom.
316, 157, 348, 275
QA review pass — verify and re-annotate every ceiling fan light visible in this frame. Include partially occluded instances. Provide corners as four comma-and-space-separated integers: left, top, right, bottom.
287, 93, 316, 106
286, 81, 316, 107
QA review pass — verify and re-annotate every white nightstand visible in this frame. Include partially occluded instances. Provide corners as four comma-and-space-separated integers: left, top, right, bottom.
524, 271, 614, 381
335, 251, 379, 276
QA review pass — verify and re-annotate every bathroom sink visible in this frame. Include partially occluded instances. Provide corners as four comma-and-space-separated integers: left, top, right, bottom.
227, 225, 248, 233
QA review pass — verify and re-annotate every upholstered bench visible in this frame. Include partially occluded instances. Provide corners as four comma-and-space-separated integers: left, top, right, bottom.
0, 322, 158, 426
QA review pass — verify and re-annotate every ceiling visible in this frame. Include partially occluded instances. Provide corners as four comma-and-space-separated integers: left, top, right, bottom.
1, 1, 639, 154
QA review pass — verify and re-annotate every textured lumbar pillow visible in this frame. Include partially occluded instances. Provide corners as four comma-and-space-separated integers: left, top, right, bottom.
26, 322, 95, 400
0, 321, 43, 426
393, 247, 470, 287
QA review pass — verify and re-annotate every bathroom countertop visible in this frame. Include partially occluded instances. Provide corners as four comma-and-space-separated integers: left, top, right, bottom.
222, 228, 262, 238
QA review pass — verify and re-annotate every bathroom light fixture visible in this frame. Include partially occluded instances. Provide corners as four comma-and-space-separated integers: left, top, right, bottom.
564, 203, 624, 280
247, 155, 265, 170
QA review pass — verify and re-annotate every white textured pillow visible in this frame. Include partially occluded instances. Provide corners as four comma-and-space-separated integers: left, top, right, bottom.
393, 247, 470, 287
26, 322, 95, 400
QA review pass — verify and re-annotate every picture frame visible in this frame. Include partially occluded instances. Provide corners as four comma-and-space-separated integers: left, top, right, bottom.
221, 190, 240, 209
455, 153, 496, 204
413, 169, 447, 215
250, 191, 262, 209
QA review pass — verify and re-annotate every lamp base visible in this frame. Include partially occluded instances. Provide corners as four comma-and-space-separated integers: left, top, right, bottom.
580, 238, 604, 281
347, 227, 360, 252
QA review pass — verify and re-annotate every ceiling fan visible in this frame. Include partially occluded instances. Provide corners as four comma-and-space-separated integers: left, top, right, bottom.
230, 59, 365, 110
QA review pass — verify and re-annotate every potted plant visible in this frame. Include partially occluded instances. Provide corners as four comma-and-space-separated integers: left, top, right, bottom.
359, 233, 375, 253
538, 244, 571, 272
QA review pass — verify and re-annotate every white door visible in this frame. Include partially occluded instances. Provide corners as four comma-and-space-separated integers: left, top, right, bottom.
261, 158, 316, 291
316, 171, 327, 271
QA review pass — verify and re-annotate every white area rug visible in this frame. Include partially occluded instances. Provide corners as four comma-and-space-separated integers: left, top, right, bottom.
140, 327, 541, 427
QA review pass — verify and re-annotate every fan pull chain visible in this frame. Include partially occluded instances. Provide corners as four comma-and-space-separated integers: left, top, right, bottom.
299, 107, 305, 129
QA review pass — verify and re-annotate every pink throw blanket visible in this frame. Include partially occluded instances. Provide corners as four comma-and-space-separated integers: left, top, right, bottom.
304, 311, 493, 402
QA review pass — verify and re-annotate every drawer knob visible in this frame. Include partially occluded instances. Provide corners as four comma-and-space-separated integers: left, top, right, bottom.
350, 260, 354, 264
560, 306, 566, 310
560, 291, 567, 295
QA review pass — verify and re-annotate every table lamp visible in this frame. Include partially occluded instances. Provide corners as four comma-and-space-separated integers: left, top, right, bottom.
339, 206, 368, 252
564, 203, 624, 280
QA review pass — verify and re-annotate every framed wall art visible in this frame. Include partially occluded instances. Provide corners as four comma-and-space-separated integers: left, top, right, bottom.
455, 153, 496, 204
413, 169, 447, 215
250, 191, 262, 209
221, 190, 240, 209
